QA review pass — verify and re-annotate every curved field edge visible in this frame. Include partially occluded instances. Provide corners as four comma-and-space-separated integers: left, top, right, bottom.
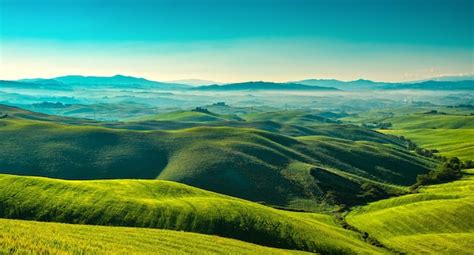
0, 218, 310, 255
0, 174, 383, 254
346, 169, 474, 254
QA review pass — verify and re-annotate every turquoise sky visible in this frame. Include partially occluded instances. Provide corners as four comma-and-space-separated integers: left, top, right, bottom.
0, 0, 473, 82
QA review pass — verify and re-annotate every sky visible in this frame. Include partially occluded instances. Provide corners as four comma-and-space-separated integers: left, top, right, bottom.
0, 0, 473, 82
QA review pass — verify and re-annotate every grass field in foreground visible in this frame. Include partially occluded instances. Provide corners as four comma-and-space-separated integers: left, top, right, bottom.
0, 218, 309, 255
346, 169, 474, 254
0, 174, 383, 254
380, 129, 474, 161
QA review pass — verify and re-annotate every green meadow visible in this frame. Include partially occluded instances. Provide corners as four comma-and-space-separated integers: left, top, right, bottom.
346, 169, 474, 254
381, 129, 474, 161
0, 174, 383, 254
0, 218, 309, 255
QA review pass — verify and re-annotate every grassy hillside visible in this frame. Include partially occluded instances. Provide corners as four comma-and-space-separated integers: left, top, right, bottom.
346, 169, 474, 254
0, 218, 309, 255
342, 107, 474, 130
0, 174, 384, 254
0, 113, 435, 209
242, 110, 338, 126
381, 129, 474, 161
342, 106, 474, 160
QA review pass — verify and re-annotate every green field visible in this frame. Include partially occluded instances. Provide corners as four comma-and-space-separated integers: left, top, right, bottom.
0, 218, 309, 255
381, 129, 474, 161
0, 174, 383, 254
342, 106, 474, 161
346, 169, 474, 254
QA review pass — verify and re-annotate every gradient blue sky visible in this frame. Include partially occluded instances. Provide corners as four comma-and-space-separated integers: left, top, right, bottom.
1, 0, 473, 82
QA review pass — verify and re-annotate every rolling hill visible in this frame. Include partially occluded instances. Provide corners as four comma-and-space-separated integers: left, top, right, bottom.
0, 105, 436, 210
0, 174, 384, 254
343, 107, 474, 161
346, 169, 474, 254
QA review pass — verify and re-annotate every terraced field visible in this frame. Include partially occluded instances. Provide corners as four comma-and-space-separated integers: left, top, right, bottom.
0, 218, 309, 255
346, 169, 474, 254
0, 174, 384, 254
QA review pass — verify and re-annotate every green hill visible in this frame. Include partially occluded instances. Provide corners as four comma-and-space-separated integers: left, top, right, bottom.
342, 106, 474, 161
0, 174, 383, 254
381, 129, 474, 161
0, 113, 435, 210
346, 169, 474, 254
0, 218, 309, 255
242, 110, 339, 126
136, 109, 243, 122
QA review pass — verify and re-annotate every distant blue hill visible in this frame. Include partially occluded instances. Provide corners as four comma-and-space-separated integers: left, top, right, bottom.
383, 80, 474, 90
6, 75, 473, 91
195, 81, 339, 91
17, 75, 189, 89
292, 78, 474, 90
292, 79, 389, 90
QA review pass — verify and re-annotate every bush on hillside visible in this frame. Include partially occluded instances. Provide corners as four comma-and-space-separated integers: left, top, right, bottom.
412, 157, 465, 189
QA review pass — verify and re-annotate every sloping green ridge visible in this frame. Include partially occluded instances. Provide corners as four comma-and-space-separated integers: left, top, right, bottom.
0, 174, 383, 254
346, 169, 474, 254
0, 218, 309, 255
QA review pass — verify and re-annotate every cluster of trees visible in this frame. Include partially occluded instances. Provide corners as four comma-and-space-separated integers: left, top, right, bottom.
357, 183, 389, 201
192, 107, 211, 114
412, 157, 473, 189
0, 112, 8, 119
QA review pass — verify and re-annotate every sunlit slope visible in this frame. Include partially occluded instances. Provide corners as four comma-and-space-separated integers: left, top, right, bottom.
346, 169, 474, 254
0, 174, 383, 254
342, 108, 474, 130
381, 129, 474, 161
342, 107, 474, 160
0, 219, 310, 255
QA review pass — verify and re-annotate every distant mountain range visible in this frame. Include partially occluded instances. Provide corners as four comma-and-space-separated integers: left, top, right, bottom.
18, 75, 189, 89
2, 74, 472, 91
195, 81, 338, 91
292, 78, 473, 90
167, 79, 223, 86
291, 79, 383, 90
